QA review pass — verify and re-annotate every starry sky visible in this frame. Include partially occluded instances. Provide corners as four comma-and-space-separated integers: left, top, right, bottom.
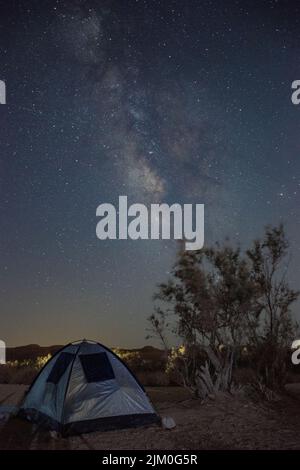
1, 0, 300, 348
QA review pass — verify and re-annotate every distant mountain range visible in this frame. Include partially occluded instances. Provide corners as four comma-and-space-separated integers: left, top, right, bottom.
6, 344, 164, 362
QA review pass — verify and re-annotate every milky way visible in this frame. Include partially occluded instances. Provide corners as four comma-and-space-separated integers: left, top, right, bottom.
1, 1, 300, 347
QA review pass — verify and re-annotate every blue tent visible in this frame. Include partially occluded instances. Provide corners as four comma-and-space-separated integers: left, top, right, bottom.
20, 339, 159, 435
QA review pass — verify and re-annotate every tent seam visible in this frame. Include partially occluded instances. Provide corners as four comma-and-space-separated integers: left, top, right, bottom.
60, 341, 82, 428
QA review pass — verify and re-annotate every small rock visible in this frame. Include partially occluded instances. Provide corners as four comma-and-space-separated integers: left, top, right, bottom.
49, 430, 59, 440
162, 416, 176, 430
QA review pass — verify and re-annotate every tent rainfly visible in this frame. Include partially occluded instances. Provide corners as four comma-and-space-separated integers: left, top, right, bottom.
20, 340, 160, 435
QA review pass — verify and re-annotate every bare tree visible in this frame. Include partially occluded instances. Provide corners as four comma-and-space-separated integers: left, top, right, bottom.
247, 224, 299, 389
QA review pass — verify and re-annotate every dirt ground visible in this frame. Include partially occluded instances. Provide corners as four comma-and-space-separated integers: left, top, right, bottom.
1, 384, 300, 450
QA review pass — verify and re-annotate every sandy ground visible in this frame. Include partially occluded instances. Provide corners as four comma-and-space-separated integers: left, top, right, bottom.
1, 385, 300, 450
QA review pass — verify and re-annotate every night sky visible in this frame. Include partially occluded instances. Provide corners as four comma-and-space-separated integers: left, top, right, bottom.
1, 0, 300, 347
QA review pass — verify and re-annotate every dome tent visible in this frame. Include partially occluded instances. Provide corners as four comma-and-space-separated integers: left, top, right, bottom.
20, 340, 160, 435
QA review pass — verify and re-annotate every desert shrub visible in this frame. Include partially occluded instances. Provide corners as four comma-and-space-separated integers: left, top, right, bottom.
0, 364, 37, 384
250, 339, 289, 390
8, 366, 37, 385
166, 345, 204, 386
6, 354, 51, 370
149, 225, 299, 394
149, 243, 254, 398
166, 344, 234, 397
113, 348, 167, 373
0, 354, 51, 385
113, 349, 144, 371
35, 354, 51, 369
245, 379, 282, 402
136, 371, 170, 386
232, 367, 256, 386
0, 364, 14, 384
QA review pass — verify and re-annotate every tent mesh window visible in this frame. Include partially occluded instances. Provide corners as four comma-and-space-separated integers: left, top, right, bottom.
79, 352, 115, 383
46, 352, 74, 384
